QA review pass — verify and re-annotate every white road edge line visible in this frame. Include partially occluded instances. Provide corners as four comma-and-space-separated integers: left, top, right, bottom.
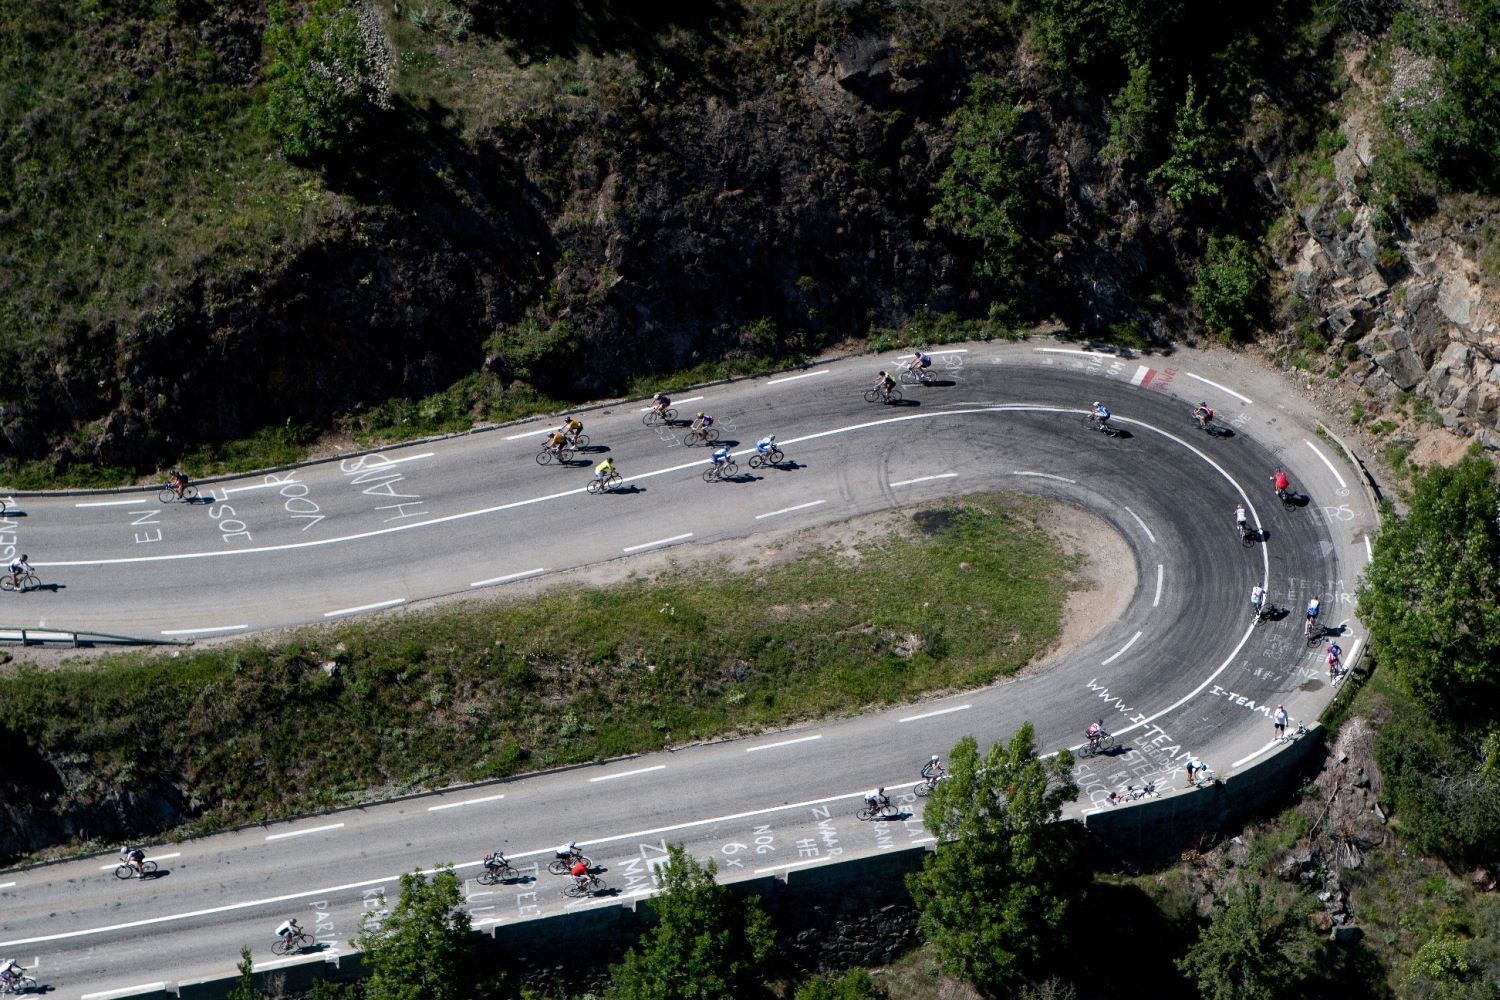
1305, 440, 1348, 489
428, 794, 505, 813
82, 984, 169, 1000
161, 624, 248, 636
755, 500, 826, 520
1233, 740, 1285, 769
323, 598, 404, 618
1185, 371, 1253, 405
589, 765, 667, 783
766, 370, 830, 385
504, 428, 546, 441
898, 349, 968, 357
890, 473, 957, 488
265, 823, 345, 842
1012, 471, 1077, 484
1034, 348, 1109, 357
638, 396, 703, 412
98, 853, 180, 870
471, 568, 547, 588
1100, 631, 1143, 666
1154, 564, 1164, 608
73, 497, 155, 508
0, 882, 15, 890
746, 734, 821, 753
1123, 505, 1157, 544
623, 533, 693, 553
899, 704, 972, 723
1364, 534, 1372, 561
755, 857, 836, 875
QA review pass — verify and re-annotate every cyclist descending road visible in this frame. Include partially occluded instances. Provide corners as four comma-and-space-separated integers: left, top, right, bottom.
5, 554, 34, 592
1250, 584, 1266, 619
1089, 401, 1112, 432
1235, 504, 1253, 542
687, 412, 718, 445
1193, 401, 1215, 431
748, 433, 784, 469
1305, 595, 1320, 636
1271, 468, 1290, 500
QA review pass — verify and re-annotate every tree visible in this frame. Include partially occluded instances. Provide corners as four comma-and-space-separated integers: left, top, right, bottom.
259, 1, 374, 160
1192, 234, 1262, 340
356, 866, 487, 1000
1355, 456, 1500, 719
1149, 78, 1229, 210
930, 80, 1037, 285
227, 946, 260, 1000
1176, 877, 1315, 1000
1103, 52, 1159, 164
609, 843, 775, 1000
906, 724, 1086, 997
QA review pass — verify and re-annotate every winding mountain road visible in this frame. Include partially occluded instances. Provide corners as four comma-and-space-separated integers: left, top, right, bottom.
0, 339, 1376, 997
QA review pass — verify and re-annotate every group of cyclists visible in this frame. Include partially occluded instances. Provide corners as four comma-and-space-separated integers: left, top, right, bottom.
862, 755, 950, 815
870, 351, 935, 400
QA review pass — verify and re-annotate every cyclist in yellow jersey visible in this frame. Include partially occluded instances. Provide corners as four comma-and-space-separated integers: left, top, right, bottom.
563, 417, 583, 444
546, 431, 568, 457
594, 458, 616, 481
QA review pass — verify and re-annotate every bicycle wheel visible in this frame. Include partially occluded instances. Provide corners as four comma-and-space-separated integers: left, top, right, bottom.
856, 807, 874, 821
884, 387, 902, 403
880, 803, 899, 818
604, 474, 621, 492
748, 453, 766, 469
588, 876, 606, 892
702, 467, 720, 483
547, 859, 569, 875
1078, 741, 1097, 759
558, 446, 576, 464
1282, 494, 1297, 510
570, 433, 590, 449
181, 485, 198, 501
1241, 528, 1256, 547
898, 368, 920, 385
141, 860, 158, 875
563, 882, 586, 898
1100, 735, 1117, 752
272, 937, 296, 956
722, 460, 737, 477
15, 975, 36, 992
914, 781, 934, 797
114, 864, 134, 879
536, 450, 554, 466
478, 868, 505, 885
158, 487, 178, 503
642, 411, 660, 426
863, 388, 882, 403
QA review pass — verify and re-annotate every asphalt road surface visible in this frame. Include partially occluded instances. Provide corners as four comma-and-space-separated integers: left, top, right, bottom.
0, 340, 1376, 997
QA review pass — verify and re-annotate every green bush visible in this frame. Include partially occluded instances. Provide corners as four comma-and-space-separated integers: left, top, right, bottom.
1192, 234, 1262, 339
1375, 703, 1500, 868
259, 1, 374, 160
1150, 77, 1229, 210
1103, 52, 1160, 163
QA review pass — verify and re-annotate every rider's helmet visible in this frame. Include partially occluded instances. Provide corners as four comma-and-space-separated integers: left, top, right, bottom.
696, 411, 704, 417
879, 370, 888, 377
930, 754, 940, 762
653, 392, 662, 399
766, 434, 775, 442
1200, 401, 1208, 407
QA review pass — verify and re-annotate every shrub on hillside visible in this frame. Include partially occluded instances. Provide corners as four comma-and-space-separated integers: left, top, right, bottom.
1192, 234, 1262, 339
259, 0, 374, 160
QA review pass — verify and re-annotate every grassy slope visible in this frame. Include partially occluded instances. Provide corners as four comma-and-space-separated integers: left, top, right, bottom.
4, 493, 1082, 851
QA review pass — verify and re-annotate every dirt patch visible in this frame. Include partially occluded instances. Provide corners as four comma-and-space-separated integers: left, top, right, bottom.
1031, 501, 1137, 663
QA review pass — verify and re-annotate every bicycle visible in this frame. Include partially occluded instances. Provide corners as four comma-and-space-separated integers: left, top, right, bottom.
1238, 521, 1257, 546
747, 447, 784, 469
702, 459, 739, 483
158, 483, 199, 503
1079, 733, 1116, 758
0, 573, 40, 594
913, 774, 948, 797
1275, 486, 1297, 510
547, 853, 593, 876
897, 364, 934, 385
1252, 601, 1278, 626
565, 432, 590, 450
857, 800, 899, 821
1122, 782, 1159, 800
683, 426, 720, 446
643, 406, 677, 427
478, 858, 520, 885
1189, 410, 1217, 436
272, 930, 314, 956
114, 859, 158, 879
863, 386, 902, 404
563, 874, 607, 898
587, 473, 623, 494
0, 972, 38, 994
1081, 414, 1120, 438
1187, 767, 1216, 787
536, 445, 575, 466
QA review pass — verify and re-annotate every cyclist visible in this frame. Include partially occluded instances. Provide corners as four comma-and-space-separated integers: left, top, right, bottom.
1185, 758, 1208, 784
1085, 719, 1108, 750
7, 554, 32, 590
1250, 584, 1265, 618
755, 433, 778, 457
545, 429, 569, 458
873, 371, 896, 400
570, 857, 591, 890
864, 787, 890, 813
1326, 640, 1343, 678
1234, 504, 1249, 539
920, 755, 946, 790
1305, 596, 1320, 635
483, 850, 509, 873
0, 959, 19, 991
650, 392, 672, 416
906, 351, 933, 379
1193, 401, 1214, 430
276, 917, 302, 945
120, 845, 146, 878
594, 457, 617, 484
709, 446, 731, 471
1271, 469, 1290, 499
1090, 401, 1111, 431
562, 417, 584, 445
689, 412, 715, 441
168, 469, 190, 498
555, 840, 583, 865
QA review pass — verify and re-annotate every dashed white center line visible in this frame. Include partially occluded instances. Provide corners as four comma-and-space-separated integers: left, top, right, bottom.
428, 794, 505, 813
1305, 440, 1348, 489
324, 598, 404, 618
1012, 471, 1077, 484
98, 853, 180, 870
161, 624, 248, 636
470, 568, 547, 588
1154, 564, 1164, 608
899, 704, 972, 723
1123, 506, 1156, 543
74, 497, 153, 508
504, 428, 547, 441
766, 370, 829, 385
1364, 534, 1372, 561
1100, 631, 1143, 666
589, 765, 667, 783
265, 823, 345, 842
890, 473, 958, 488
0, 882, 15, 890
755, 500, 826, 520
1185, 372, 1253, 405
623, 533, 693, 553
639, 396, 703, 411
746, 734, 821, 753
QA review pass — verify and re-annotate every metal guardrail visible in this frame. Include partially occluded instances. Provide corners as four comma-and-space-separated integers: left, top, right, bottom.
0, 627, 185, 648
